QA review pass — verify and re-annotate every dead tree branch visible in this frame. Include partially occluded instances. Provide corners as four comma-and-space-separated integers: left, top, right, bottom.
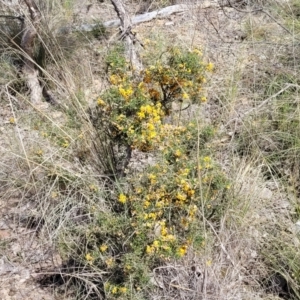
20, 0, 42, 103
75, 2, 216, 32
110, 0, 143, 72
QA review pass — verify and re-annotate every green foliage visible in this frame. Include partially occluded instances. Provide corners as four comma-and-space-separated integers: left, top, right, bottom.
105, 44, 127, 75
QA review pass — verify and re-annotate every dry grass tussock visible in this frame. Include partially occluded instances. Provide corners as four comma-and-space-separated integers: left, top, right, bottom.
1, 0, 300, 299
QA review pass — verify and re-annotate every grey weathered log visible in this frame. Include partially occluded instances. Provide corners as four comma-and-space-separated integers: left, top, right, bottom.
110, 0, 143, 72
21, 0, 42, 103
72, 2, 216, 33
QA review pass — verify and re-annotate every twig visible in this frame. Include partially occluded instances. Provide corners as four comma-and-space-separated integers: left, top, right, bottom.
169, 283, 195, 292
205, 218, 235, 267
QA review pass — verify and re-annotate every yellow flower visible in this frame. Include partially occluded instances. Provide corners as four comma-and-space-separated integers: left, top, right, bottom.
109, 75, 117, 85
119, 86, 133, 100
148, 130, 157, 139
161, 244, 171, 252
148, 212, 157, 219
89, 184, 97, 192
152, 240, 160, 248
119, 287, 127, 294
105, 257, 114, 268
187, 189, 195, 197
97, 98, 106, 106
201, 96, 207, 103
147, 123, 155, 131
161, 226, 168, 236
161, 234, 176, 242
193, 48, 202, 56
206, 62, 214, 72
110, 74, 123, 85
175, 149, 182, 157
51, 191, 58, 199
85, 253, 93, 261
176, 192, 187, 201
203, 156, 211, 163
143, 200, 151, 208
178, 168, 190, 176
119, 193, 127, 204
188, 204, 198, 217
124, 264, 132, 271
111, 286, 118, 294
177, 245, 188, 257
148, 174, 157, 184
62, 141, 69, 148
100, 244, 108, 252
9, 117, 15, 124
36, 149, 43, 156
141, 104, 153, 114
137, 111, 145, 120
155, 201, 164, 208
146, 245, 154, 254
206, 260, 212, 266
135, 187, 142, 194
116, 114, 126, 120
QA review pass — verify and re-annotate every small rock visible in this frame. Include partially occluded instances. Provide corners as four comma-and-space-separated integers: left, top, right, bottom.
261, 187, 272, 199
34, 102, 50, 111
0, 221, 9, 230
250, 250, 257, 258
19, 269, 30, 283
165, 21, 174, 26
295, 220, 300, 233
50, 111, 64, 120
0, 230, 11, 239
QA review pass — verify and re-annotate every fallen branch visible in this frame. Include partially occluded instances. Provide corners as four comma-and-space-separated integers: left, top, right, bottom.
73, 2, 217, 32
110, 0, 143, 71
21, 0, 42, 103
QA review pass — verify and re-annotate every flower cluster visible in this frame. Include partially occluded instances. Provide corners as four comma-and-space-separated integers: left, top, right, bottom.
105, 282, 127, 296
143, 47, 211, 107
95, 46, 212, 152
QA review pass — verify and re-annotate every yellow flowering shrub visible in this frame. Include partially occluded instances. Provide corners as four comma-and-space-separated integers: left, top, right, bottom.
78, 120, 229, 298
67, 43, 229, 299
